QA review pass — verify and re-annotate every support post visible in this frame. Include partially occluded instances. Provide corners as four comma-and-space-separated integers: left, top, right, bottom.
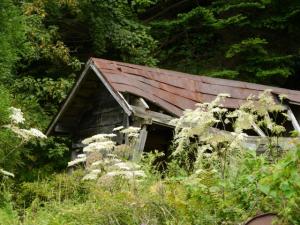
133, 125, 148, 161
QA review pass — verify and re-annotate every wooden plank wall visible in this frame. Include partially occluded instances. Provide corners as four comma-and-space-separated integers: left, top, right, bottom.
70, 72, 126, 145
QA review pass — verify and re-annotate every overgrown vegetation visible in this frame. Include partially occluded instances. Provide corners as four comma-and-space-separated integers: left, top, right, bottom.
1, 0, 300, 224
1, 92, 300, 224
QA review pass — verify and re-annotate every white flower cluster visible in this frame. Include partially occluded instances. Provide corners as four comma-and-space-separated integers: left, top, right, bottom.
90, 158, 121, 169
69, 126, 143, 182
25, 128, 47, 139
4, 107, 46, 141
172, 94, 229, 155
80, 152, 146, 181
120, 126, 141, 138
9, 107, 25, 124
68, 133, 117, 169
172, 90, 289, 170
120, 126, 141, 133
6, 125, 47, 141
83, 140, 116, 153
67, 154, 87, 167
82, 133, 117, 145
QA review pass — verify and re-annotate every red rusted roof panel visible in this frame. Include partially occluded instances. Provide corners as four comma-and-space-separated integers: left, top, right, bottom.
92, 58, 300, 116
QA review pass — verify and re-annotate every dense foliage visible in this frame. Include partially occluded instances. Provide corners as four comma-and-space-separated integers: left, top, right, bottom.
2, 0, 300, 88
0, 0, 300, 224
150, 0, 300, 88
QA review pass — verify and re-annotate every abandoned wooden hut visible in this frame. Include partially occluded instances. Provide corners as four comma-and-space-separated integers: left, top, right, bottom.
46, 58, 300, 154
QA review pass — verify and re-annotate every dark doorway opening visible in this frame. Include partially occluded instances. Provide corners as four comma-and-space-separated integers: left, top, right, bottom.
144, 123, 174, 171
144, 123, 174, 152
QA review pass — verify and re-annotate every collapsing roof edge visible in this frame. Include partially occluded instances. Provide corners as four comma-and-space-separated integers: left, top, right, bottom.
46, 57, 300, 136
91, 58, 300, 111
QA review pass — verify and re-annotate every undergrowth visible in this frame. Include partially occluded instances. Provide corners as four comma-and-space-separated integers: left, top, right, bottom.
0, 146, 298, 225
1, 91, 299, 225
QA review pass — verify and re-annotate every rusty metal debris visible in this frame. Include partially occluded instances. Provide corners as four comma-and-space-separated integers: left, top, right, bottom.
244, 213, 278, 225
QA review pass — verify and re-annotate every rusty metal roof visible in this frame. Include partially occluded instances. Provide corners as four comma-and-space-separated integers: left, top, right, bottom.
46, 58, 300, 135
92, 58, 300, 116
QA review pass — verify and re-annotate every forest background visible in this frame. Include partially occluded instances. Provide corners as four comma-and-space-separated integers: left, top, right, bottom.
1, 0, 300, 224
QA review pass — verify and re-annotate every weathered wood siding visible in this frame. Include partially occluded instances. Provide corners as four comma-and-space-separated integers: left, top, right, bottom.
76, 92, 124, 139
66, 71, 127, 145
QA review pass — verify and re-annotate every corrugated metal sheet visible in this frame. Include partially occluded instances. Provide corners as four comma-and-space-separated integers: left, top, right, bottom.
92, 58, 300, 116
244, 213, 278, 225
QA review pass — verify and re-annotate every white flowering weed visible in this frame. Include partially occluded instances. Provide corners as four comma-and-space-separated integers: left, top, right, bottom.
69, 126, 143, 181
67, 156, 87, 167
172, 90, 291, 172
9, 107, 25, 124
4, 108, 46, 141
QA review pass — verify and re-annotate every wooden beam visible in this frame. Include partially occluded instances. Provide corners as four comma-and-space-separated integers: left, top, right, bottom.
132, 96, 150, 109
133, 125, 148, 161
289, 101, 300, 106
131, 105, 175, 127
139, 98, 149, 109
118, 92, 134, 112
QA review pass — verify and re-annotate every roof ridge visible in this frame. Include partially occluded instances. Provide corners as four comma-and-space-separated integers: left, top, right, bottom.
91, 58, 300, 95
